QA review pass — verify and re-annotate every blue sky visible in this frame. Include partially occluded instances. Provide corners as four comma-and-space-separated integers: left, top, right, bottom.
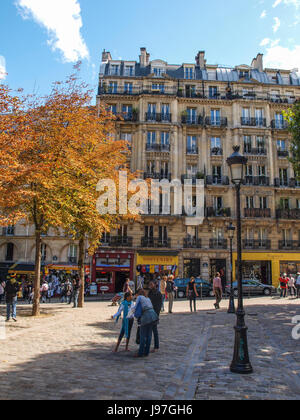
0, 0, 299, 100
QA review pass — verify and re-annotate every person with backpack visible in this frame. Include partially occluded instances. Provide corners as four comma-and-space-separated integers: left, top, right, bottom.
5, 275, 20, 322
166, 275, 175, 314
72, 275, 82, 308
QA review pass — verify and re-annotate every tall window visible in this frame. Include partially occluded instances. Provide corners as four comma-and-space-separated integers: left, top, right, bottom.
255, 109, 264, 126
258, 165, 266, 176
187, 136, 197, 154
259, 197, 268, 209
209, 86, 218, 99
184, 67, 195, 80
211, 109, 220, 125
5, 243, 14, 261
275, 112, 284, 128
246, 196, 254, 209
161, 104, 170, 118
211, 137, 221, 154
118, 226, 128, 237
68, 244, 78, 263
280, 198, 290, 210
153, 68, 165, 77
3, 226, 15, 236
124, 82, 133, 94
279, 168, 288, 186
213, 196, 223, 210
277, 140, 286, 151
152, 83, 165, 93
256, 136, 265, 151
147, 103, 156, 119
160, 132, 170, 147
187, 108, 197, 123
109, 82, 118, 94
124, 66, 134, 77
244, 136, 252, 153
110, 65, 120, 75
145, 226, 154, 239
41, 244, 47, 262
109, 104, 117, 114
186, 165, 197, 177
212, 166, 222, 184
147, 132, 156, 147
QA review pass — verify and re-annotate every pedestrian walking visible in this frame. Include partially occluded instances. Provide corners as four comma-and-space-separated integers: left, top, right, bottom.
279, 273, 289, 298
186, 277, 199, 312
213, 272, 223, 310
288, 276, 296, 297
133, 289, 158, 358
148, 281, 162, 353
65, 279, 73, 304
166, 275, 175, 314
159, 276, 167, 312
123, 278, 133, 294
296, 273, 300, 298
111, 292, 134, 352
5, 275, 20, 322
72, 275, 81, 308
40, 281, 49, 304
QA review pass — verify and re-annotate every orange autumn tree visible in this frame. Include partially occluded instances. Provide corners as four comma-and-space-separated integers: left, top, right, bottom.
0, 67, 138, 315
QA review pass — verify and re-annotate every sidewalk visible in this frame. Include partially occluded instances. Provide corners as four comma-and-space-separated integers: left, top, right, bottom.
0, 297, 299, 400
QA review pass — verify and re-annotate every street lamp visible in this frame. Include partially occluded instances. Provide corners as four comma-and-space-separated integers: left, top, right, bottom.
227, 146, 253, 375
227, 222, 236, 314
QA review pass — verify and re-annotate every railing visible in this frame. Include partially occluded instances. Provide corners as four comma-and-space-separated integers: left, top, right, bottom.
145, 113, 172, 122
101, 236, 133, 247
274, 178, 299, 188
68, 257, 78, 264
146, 144, 170, 152
276, 209, 300, 219
183, 238, 202, 248
186, 147, 198, 155
271, 120, 289, 130
206, 175, 230, 186
144, 172, 171, 181
241, 117, 267, 127
141, 237, 171, 248
206, 207, 231, 217
117, 112, 138, 122
2, 227, 15, 236
181, 115, 204, 125
243, 240, 271, 250
205, 117, 228, 127
277, 150, 289, 158
98, 86, 178, 96
244, 208, 271, 218
243, 176, 270, 186
279, 240, 300, 250
210, 239, 228, 249
211, 147, 223, 156
243, 148, 267, 156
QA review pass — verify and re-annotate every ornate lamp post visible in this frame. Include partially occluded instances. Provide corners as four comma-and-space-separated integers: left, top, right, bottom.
227, 222, 236, 314
227, 146, 253, 375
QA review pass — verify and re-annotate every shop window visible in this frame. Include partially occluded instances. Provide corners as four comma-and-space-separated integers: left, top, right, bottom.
184, 259, 201, 278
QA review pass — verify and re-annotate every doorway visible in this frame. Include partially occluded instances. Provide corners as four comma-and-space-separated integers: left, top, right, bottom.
115, 272, 129, 293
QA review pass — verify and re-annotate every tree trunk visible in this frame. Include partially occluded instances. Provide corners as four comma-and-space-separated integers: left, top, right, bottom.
32, 229, 42, 316
78, 236, 85, 308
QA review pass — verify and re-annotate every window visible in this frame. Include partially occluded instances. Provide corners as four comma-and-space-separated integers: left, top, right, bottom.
187, 226, 197, 240
147, 103, 156, 119
296, 199, 300, 209
118, 225, 128, 237
147, 132, 156, 146
258, 165, 266, 176
212, 227, 224, 240
210, 109, 220, 125
184, 67, 195, 80
159, 226, 168, 242
282, 229, 292, 244
246, 228, 254, 240
186, 165, 197, 177
256, 136, 265, 151
244, 136, 252, 153
41, 244, 47, 262
259, 197, 268, 209
239, 70, 250, 79
109, 82, 118, 93
120, 133, 132, 149
187, 136, 197, 154
5, 243, 14, 261
255, 109, 264, 125
187, 108, 197, 123
211, 137, 221, 155
109, 104, 117, 115
161, 104, 170, 118
185, 85, 196, 97
275, 112, 284, 128
246, 196, 254, 209
153, 67, 166, 77
160, 132, 170, 146
124, 66, 134, 77
209, 86, 218, 99
147, 161, 155, 174
68, 244, 78, 263
110, 64, 120, 76
124, 82, 133, 94
279, 168, 288, 186
213, 196, 223, 210
212, 166, 222, 183
161, 162, 169, 177
152, 83, 165, 93
3, 226, 15, 236
280, 198, 290, 210
246, 165, 253, 176
145, 226, 154, 239
277, 140, 286, 151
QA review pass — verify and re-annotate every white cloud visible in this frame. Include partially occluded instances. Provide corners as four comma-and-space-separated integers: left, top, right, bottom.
260, 10, 267, 18
16, 0, 89, 62
0, 56, 6, 80
272, 0, 282, 7
260, 38, 271, 46
273, 17, 281, 32
264, 43, 300, 72
273, 0, 300, 7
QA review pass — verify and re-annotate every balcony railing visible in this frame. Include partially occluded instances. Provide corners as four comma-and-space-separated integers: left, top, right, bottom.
274, 178, 299, 188
141, 237, 171, 248
206, 175, 230, 186
271, 120, 289, 130
181, 115, 204, 126
144, 172, 171, 181
117, 112, 139, 122
279, 240, 300, 250
210, 239, 228, 249
206, 207, 231, 217
243, 148, 267, 156
241, 117, 266, 127
101, 236, 133, 247
244, 208, 271, 218
183, 238, 202, 249
146, 144, 170, 152
186, 147, 199, 155
211, 147, 223, 156
277, 150, 289, 158
243, 176, 270, 186
276, 209, 300, 219
145, 113, 172, 122
205, 117, 228, 127
243, 240, 271, 250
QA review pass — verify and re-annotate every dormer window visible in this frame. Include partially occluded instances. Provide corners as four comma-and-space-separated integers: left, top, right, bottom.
184, 67, 195, 80
110, 64, 120, 76
239, 70, 250, 80
153, 67, 166, 77
124, 65, 135, 77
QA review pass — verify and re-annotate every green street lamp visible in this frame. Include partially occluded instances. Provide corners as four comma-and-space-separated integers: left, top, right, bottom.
227, 222, 236, 314
227, 146, 253, 375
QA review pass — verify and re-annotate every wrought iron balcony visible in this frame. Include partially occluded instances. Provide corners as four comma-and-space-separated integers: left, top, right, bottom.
244, 208, 271, 218
276, 209, 300, 219
273, 178, 297, 188
243, 148, 267, 156
209, 239, 228, 249
101, 236, 133, 247
181, 115, 204, 126
141, 237, 171, 248
243, 176, 270, 186
277, 150, 289, 158
120, 112, 138, 122
143, 172, 171, 181
186, 147, 199, 155
271, 120, 289, 130
243, 240, 271, 250
279, 240, 300, 250
183, 238, 202, 249
205, 117, 228, 127
145, 113, 172, 122
211, 147, 223, 156
206, 207, 231, 217
146, 144, 170, 152
206, 175, 230, 186
241, 117, 266, 127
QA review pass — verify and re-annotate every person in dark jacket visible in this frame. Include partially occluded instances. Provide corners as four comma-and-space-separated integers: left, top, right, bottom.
5, 276, 20, 322
72, 275, 82, 308
148, 281, 162, 352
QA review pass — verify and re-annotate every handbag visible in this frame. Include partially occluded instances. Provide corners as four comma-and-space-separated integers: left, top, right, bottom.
134, 300, 143, 319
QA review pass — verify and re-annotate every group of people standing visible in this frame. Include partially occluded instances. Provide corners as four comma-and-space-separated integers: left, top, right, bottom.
279, 272, 300, 298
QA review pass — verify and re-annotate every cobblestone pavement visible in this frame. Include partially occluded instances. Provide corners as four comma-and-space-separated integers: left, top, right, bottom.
0, 296, 299, 400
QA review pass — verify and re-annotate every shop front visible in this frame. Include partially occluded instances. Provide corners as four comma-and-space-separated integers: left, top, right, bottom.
92, 250, 134, 294
233, 252, 300, 287
136, 252, 179, 284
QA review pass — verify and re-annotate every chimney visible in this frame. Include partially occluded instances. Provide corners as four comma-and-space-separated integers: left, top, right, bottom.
102, 49, 112, 62
251, 53, 263, 72
139, 47, 150, 67
195, 51, 206, 68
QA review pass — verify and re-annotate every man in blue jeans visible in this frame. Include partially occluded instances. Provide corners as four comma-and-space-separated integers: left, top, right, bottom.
5, 276, 20, 322
148, 281, 162, 352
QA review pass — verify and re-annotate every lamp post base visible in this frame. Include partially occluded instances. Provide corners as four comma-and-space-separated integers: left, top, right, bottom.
228, 290, 236, 314
230, 323, 253, 375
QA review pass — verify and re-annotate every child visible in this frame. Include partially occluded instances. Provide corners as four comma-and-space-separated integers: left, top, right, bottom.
111, 292, 134, 352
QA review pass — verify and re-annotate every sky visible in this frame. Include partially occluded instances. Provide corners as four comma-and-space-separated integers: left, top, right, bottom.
0, 0, 299, 100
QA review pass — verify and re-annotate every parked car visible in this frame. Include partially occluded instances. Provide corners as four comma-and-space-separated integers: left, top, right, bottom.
174, 278, 214, 298
225, 279, 277, 297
